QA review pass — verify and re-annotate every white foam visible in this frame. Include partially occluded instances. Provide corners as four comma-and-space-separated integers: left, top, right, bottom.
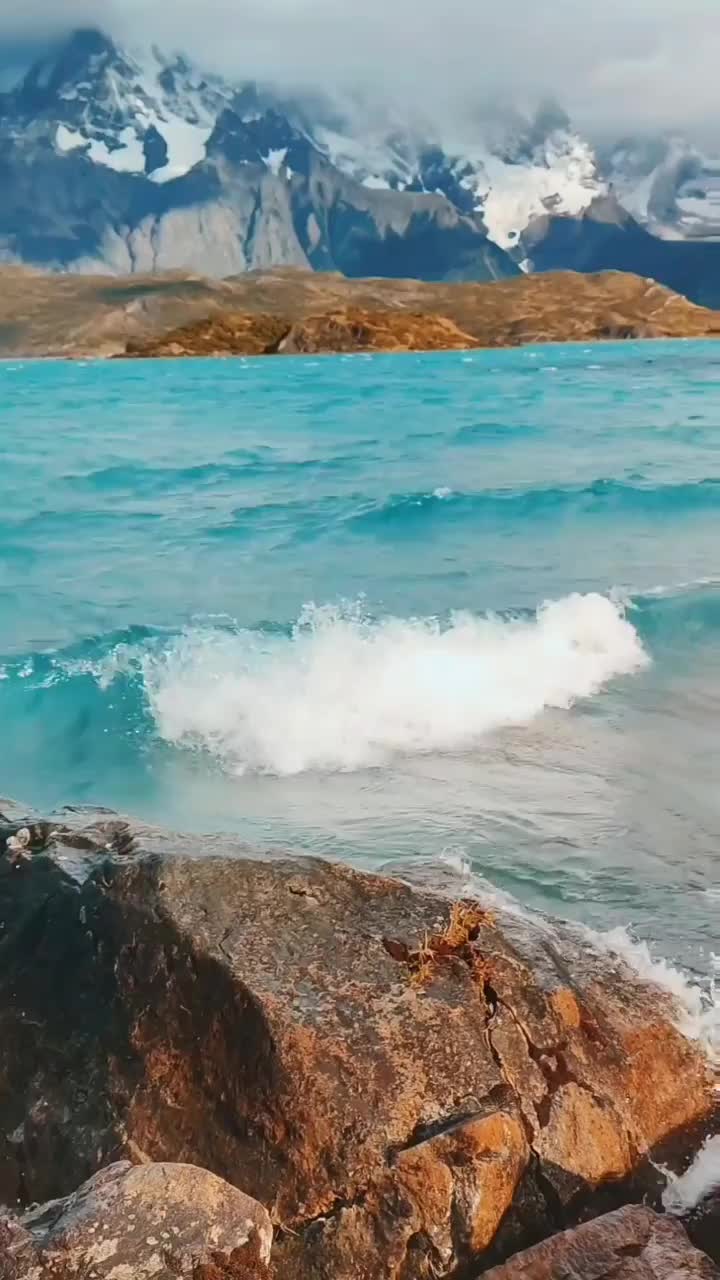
592, 926, 720, 1065
141, 593, 649, 776
663, 1136, 720, 1213
643, 575, 720, 598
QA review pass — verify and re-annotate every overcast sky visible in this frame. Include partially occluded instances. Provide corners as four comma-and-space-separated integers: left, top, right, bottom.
0, 0, 717, 138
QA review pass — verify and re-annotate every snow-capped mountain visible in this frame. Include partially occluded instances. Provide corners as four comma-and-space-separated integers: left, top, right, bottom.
1, 26, 719, 301
316, 102, 605, 258
598, 135, 720, 240
0, 29, 517, 281
12, 29, 233, 183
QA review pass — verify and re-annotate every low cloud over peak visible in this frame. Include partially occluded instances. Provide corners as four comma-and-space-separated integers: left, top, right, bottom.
1, 0, 717, 139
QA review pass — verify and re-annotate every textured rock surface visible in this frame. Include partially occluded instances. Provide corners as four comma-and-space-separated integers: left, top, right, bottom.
0, 265, 718, 358
0, 809, 717, 1280
123, 307, 479, 356
0, 1161, 272, 1279
483, 1205, 720, 1279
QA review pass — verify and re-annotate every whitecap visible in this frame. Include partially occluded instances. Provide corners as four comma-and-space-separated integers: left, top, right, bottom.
140, 592, 649, 777
590, 926, 720, 1065
663, 1136, 720, 1213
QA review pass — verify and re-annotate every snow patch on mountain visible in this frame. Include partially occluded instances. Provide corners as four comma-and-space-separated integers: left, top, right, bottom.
263, 147, 288, 176
23, 33, 232, 183
311, 111, 604, 250
314, 126, 413, 190
57, 121, 146, 173
454, 133, 604, 249
605, 135, 720, 239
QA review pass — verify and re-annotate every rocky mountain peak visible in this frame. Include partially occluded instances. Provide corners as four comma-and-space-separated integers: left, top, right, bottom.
0, 26, 717, 295
10, 28, 135, 120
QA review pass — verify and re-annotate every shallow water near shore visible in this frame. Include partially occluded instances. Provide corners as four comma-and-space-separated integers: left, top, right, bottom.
1, 340, 719, 1040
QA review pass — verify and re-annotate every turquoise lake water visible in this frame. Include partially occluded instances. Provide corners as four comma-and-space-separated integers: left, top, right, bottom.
1, 341, 718, 1019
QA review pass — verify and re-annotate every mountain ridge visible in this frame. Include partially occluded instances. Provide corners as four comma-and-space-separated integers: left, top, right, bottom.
1, 28, 720, 299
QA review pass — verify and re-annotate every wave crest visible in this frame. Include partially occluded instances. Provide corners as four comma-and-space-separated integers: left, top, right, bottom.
142, 593, 649, 776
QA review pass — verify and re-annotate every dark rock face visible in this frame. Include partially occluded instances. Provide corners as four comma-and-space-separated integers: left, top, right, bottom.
685, 1191, 720, 1264
483, 1205, 720, 1279
0, 809, 716, 1279
522, 196, 720, 308
0, 1161, 272, 1279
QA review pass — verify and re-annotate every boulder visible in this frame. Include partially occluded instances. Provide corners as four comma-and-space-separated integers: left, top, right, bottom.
0, 1161, 272, 1280
482, 1205, 719, 1279
0, 809, 717, 1279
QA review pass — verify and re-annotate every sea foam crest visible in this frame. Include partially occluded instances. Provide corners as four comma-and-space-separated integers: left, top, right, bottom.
142, 592, 649, 776
592, 927, 720, 1066
662, 1135, 720, 1214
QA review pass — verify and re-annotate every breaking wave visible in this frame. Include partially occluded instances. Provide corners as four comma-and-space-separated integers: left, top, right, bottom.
591, 926, 720, 1065
663, 1136, 720, 1213
138, 592, 647, 775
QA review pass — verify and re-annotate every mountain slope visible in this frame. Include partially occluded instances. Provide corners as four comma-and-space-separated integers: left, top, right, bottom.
522, 196, 720, 309
1, 27, 720, 298
0, 30, 516, 283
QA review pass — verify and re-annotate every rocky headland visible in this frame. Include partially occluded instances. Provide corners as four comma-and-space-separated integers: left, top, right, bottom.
2, 266, 720, 358
0, 803, 718, 1279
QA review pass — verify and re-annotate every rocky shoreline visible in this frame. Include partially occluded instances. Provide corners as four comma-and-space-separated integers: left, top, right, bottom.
0, 803, 718, 1278
2, 266, 720, 358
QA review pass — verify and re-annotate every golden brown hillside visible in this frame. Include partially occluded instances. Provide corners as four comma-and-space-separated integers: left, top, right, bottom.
123, 308, 480, 357
1, 266, 719, 357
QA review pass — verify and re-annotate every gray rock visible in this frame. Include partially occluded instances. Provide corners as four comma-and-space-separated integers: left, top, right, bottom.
483, 1205, 719, 1279
3, 1161, 272, 1280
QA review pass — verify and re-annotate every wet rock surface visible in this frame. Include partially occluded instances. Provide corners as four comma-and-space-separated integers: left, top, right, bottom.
0, 1161, 272, 1279
482, 1205, 720, 1279
0, 807, 717, 1279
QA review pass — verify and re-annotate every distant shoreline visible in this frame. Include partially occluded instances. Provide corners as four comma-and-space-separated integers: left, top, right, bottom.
1, 265, 719, 358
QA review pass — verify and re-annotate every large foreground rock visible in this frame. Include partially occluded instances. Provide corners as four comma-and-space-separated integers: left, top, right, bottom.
0, 1161, 272, 1279
483, 1205, 719, 1279
0, 809, 717, 1279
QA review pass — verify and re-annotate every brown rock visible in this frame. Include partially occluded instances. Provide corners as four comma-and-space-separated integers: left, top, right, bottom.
0, 812, 716, 1280
121, 307, 479, 357
483, 1205, 719, 1279
1, 1161, 272, 1280
0, 1213, 35, 1280
124, 312, 290, 357
277, 308, 479, 354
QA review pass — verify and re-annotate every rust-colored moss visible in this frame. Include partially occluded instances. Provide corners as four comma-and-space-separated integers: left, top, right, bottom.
384, 900, 495, 991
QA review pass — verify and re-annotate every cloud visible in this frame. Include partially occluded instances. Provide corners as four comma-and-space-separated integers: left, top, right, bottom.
0, 0, 717, 138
